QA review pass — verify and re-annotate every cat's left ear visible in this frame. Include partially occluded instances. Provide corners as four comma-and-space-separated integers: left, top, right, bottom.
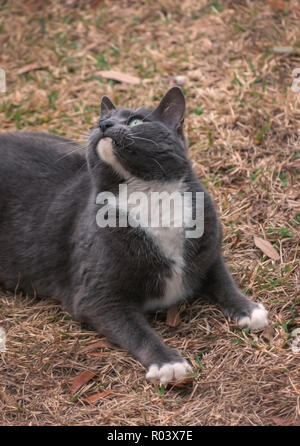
152, 87, 185, 131
100, 96, 116, 118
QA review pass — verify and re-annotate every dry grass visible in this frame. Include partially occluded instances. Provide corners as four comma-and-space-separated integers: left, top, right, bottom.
0, 0, 299, 426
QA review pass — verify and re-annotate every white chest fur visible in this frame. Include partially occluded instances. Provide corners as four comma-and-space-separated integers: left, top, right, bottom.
125, 178, 187, 311
96, 137, 189, 310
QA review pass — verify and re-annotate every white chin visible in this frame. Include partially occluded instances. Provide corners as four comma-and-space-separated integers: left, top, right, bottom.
96, 137, 129, 179
96, 137, 114, 162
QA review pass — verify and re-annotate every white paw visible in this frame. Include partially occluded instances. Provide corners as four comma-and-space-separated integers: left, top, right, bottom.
238, 303, 268, 330
146, 360, 192, 385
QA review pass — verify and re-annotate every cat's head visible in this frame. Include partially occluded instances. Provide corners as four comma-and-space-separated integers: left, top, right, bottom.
88, 87, 190, 182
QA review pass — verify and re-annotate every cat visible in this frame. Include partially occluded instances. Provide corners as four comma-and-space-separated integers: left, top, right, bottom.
0, 87, 268, 385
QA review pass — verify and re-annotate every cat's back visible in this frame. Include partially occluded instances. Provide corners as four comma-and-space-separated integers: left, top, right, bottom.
0, 132, 85, 182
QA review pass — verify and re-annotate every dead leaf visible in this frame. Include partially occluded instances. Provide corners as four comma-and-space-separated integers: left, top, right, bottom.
272, 416, 298, 426
266, 0, 300, 12
78, 340, 115, 354
272, 46, 295, 54
261, 326, 274, 343
168, 377, 195, 387
84, 389, 115, 404
89, 0, 103, 8
166, 305, 181, 327
151, 376, 195, 388
254, 236, 280, 261
266, 0, 289, 11
76, 42, 100, 57
98, 70, 141, 85
23, 0, 45, 11
0, 391, 17, 407
70, 370, 96, 396
201, 38, 213, 53
17, 63, 49, 75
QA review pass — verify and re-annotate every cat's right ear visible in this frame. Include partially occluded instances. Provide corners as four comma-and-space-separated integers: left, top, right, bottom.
152, 87, 185, 130
100, 96, 116, 118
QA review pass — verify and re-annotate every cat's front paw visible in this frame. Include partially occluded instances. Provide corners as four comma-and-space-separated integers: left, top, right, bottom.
237, 303, 268, 330
146, 360, 192, 385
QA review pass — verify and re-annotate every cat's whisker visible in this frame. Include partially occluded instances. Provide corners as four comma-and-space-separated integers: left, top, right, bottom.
55, 145, 89, 163
117, 149, 166, 177
75, 159, 88, 174
149, 157, 167, 175
165, 151, 186, 162
77, 133, 91, 141
45, 140, 84, 148
131, 135, 159, 149
130, 133, 186, 162
123, 137, 135, 147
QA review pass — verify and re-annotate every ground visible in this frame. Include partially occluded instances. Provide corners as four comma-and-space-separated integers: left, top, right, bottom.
0, 0, 299, 426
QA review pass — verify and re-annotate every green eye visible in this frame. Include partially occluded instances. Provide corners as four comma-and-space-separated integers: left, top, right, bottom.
128, 118, 143, 127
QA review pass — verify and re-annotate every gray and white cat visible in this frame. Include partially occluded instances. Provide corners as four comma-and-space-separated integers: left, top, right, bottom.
0, 87, 268, 385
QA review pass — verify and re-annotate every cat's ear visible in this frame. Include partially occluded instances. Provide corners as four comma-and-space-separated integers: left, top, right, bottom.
100, 96, 116, 118
152, 87, 185, 130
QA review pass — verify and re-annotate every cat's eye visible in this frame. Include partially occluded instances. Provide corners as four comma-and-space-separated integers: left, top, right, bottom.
128, 118, 143, 127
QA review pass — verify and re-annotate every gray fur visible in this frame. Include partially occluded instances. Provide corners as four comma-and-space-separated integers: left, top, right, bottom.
0, 88, 267, 377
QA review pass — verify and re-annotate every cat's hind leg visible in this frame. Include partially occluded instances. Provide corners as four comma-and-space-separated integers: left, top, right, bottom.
203, 256, 268, 330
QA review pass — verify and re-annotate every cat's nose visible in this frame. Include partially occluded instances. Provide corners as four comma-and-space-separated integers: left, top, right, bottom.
99, 120, 114, 133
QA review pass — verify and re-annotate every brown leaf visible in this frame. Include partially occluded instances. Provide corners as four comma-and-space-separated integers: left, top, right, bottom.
23, 0, 45, 11
261, 326, 274, 343
89, 0, 103, 8
98, 70, 141, 85
272, 46, 295, 54
17, 63, 49, 75
168, 377, 195, 387
70, 370, 96, 396
151, 376, 195, 388
266, 0, 288, 11
84, 389, 115, 404
266, 0, 300, 12
272, 416, 297, 426
254, 236, 280, 261
166, 305, 181, 327
201, 38, 213, 53
77, 340, 115, 354
0, 391, 17, 407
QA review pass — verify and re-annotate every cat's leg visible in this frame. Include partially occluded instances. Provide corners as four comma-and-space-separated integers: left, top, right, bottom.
74, 300, 192, 385
203, 256, 268, 330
